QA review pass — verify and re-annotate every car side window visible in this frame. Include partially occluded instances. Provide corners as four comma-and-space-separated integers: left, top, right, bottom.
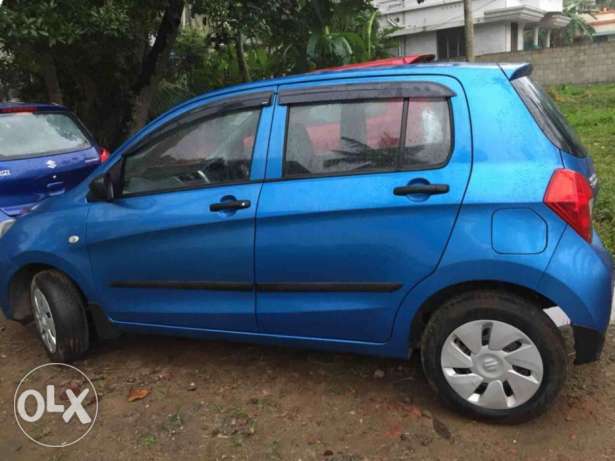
122, 109, 261, 196
284, 98, 452, 178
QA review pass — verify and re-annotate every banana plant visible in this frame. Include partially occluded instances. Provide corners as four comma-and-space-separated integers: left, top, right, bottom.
562, 0, 596, 44
306, 25, 356, 66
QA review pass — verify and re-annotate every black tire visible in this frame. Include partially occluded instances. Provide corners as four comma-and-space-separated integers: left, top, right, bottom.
30, 270, 90, 362
420, 290, 567, 423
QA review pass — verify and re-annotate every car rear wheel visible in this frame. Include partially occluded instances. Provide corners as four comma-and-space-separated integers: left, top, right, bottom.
30, 270, 90, 362
420, 290, 567, 423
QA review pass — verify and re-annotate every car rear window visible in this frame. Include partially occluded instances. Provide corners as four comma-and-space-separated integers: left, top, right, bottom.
0, 111, 91, 160
512, 76, 587, 157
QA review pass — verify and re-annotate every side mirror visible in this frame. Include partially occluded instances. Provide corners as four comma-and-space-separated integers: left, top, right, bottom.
88, 173, 116, 202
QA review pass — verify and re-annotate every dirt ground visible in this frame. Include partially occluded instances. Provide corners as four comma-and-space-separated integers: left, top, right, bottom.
1, 316, 614, 461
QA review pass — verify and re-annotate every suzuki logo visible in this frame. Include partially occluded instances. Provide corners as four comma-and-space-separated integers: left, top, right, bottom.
0, 169, 10, 177
46, 160, 57, 169
482, 357, 499, 373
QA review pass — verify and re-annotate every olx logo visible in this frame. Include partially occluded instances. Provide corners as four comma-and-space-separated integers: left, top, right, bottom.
14, 363, 98, 447
16, 384, 92, 424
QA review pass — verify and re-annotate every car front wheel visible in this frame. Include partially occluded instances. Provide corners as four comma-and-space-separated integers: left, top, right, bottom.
421, 290, 567, 423
30, 270, 90, 362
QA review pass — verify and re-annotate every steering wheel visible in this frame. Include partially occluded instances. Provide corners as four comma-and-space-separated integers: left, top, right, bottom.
195, 169, 210, 183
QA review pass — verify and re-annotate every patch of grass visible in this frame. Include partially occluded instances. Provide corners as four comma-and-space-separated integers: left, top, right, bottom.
550, 83, 615, 252
164, 411, 183, 434
140, 433, 158, 448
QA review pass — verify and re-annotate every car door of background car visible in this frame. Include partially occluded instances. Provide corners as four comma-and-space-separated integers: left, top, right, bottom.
254, 76, 471, 343
86, 89, 275, 331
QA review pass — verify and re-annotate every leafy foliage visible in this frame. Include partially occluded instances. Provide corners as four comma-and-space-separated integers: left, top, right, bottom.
560, 0, 595, 45
1, 0, 396, 145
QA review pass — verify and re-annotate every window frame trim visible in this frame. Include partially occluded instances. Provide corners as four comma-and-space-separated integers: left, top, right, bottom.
278, 82, 455, 106
281, 96, 456, 181
123, 91, 273, 159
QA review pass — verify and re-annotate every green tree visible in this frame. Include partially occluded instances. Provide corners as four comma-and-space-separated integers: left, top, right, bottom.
0, 0, 185, 146
0, 0, 398, 143
301, 0, 396, 69
191, 0, 302, 82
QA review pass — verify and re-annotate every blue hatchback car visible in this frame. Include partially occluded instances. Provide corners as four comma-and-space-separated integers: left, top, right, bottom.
0, 62, 612, 422
0, 103, 108, 217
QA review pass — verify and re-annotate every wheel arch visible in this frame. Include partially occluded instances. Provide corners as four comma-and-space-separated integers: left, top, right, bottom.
408, 280, 557, 349
8, 263, 88, 323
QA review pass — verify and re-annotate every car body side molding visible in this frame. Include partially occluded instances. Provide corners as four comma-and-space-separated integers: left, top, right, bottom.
111, 281, 402, 293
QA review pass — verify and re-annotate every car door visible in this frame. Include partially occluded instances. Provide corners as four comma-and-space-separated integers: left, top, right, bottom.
254, 76, 471, 343
86, 89, 274, 331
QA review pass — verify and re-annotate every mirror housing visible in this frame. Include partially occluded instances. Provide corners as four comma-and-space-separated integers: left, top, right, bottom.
87, 173, 116, 202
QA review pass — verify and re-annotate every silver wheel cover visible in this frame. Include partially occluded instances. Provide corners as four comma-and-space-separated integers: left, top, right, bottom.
441, 320, 544, 410
31, 282, 57, 353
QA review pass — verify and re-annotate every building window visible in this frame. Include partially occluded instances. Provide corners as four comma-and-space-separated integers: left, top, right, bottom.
511, 23, 518, 51
437, 27, 466, 60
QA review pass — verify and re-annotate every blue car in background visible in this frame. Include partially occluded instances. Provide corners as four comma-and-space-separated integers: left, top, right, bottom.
0, 103, 108, 217
0, 61, 612, 423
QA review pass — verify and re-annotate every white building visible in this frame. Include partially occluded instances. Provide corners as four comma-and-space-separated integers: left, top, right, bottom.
374, 0, 570, 59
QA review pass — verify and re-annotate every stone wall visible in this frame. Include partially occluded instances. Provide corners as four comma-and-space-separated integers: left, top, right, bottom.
474, 42, 615, 85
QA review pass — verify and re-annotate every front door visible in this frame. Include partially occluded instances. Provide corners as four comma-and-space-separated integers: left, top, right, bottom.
87, 90, 274, 331
254, 76, 471, 343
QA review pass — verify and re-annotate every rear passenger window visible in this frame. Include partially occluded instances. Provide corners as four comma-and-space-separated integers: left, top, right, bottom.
284, 98, 451, 178
404, 100, 451, 169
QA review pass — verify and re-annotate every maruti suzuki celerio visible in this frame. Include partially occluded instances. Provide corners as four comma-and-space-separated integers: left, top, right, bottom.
0, 61, 612, 423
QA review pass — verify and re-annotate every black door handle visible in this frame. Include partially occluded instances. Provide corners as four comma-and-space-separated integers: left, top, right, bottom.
210, 199, 251, 212
394, 184, 449, 196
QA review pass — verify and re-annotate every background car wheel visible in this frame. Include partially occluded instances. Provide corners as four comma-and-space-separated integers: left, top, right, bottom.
30, 270, 90, 362
420, 290, 567, 423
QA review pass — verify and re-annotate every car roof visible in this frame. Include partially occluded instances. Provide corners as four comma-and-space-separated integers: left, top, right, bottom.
0, 102, 69, 112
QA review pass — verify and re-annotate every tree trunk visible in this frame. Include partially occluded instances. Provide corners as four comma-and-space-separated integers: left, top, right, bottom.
40, 53, 63, 104
235, 31, 251, 82
463, 0, 475, 62
125, 0, 185, 136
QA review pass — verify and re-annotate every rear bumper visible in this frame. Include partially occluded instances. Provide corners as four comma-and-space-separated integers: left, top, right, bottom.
538, 227, 613, 362
573, 326, 606, 364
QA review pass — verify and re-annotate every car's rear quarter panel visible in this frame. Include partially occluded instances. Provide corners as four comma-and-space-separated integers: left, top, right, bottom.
387, 67, 570, 355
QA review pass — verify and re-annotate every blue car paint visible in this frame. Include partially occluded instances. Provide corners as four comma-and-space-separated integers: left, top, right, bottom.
255, 75, 471, 343
0, 104, 101, 217
0, 63, 612, 361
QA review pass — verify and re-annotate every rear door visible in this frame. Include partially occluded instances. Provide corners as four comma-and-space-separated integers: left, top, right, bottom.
0, 110, 99, 216
254, 76, 471, 343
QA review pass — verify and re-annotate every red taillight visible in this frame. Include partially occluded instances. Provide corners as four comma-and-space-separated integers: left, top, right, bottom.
0, 106, 37, 113
98, 147, 110, 163
544, 168, 593, 242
